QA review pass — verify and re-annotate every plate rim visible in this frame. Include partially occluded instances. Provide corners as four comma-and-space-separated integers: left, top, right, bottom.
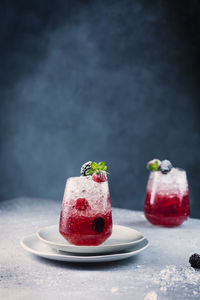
36, 224, 145, 251
20, 234, 149, 261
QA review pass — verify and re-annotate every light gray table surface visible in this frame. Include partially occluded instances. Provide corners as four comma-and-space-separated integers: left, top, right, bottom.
1, 197, 200, 300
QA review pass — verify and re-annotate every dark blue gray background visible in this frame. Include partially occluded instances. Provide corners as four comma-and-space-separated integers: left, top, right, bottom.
1, 0, 200, 217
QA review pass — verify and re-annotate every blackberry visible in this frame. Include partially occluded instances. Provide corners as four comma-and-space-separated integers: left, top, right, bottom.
80, 161, 92, 176
160, 160, 173, 174
92, 217, 105, 233
189, 253, 200, 269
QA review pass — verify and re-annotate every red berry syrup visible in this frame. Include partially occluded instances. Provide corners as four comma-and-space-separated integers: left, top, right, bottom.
59, 209, 112, 246
144, 189, 190, 227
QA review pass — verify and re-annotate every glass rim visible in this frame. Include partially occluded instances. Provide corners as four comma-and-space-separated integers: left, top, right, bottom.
149, 167, 187, 177
66, 176, 89, 181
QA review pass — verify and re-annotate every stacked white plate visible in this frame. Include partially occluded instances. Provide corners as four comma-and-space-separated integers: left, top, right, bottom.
21, 225, 149, 263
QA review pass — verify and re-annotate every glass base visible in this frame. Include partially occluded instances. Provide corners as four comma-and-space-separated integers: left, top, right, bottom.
144, 212, 189, 227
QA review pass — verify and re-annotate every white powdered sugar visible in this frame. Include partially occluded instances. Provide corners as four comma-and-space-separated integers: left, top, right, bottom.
151, 265, 200, 294
144, 291, 158, 300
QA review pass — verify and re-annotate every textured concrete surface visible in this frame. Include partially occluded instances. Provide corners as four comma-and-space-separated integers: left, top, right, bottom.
1, 198, 200, 300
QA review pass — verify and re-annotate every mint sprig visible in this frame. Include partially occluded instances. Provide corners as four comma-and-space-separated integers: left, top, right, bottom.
86, 161, 108, 175
147, 160, 160, 172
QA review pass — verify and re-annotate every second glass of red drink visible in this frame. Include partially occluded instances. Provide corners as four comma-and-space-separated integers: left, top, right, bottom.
144, 159, 190, 227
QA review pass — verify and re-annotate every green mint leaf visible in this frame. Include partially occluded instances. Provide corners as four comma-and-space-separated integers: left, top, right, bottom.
91, 162, 98, 169
98, 161, 105, 168
147, 164, 154, 171
147, 160, 159, 172
86, 161, 109, 175
86, 169, 95, 175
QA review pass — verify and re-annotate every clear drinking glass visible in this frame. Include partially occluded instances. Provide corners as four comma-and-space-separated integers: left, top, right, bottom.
144, 168, 190, 227
59, 176, 112, 245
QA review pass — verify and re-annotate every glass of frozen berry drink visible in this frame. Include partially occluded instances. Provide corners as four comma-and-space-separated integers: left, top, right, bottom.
144, 159, 190, 227
59, 161, 112, 246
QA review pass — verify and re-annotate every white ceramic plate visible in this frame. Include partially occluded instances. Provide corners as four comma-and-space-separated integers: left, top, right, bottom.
37, 224, 144, 254
21, 234, 149, 263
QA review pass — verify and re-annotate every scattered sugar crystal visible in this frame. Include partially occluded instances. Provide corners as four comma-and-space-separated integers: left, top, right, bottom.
144, 291, 157, 300
136, 265, 142, 268
111, 287, 119, 293
152, 265, 200, 293
193, 291, 198, 295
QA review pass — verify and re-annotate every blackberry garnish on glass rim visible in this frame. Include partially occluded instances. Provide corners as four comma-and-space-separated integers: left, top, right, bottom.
145, 158, 190, 226
80, 161, 92, 176
160, 160, 173, 174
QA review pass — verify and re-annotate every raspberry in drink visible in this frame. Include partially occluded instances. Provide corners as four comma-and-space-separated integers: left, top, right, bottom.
59, 162, 112, 245
144, 160, 190, 227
